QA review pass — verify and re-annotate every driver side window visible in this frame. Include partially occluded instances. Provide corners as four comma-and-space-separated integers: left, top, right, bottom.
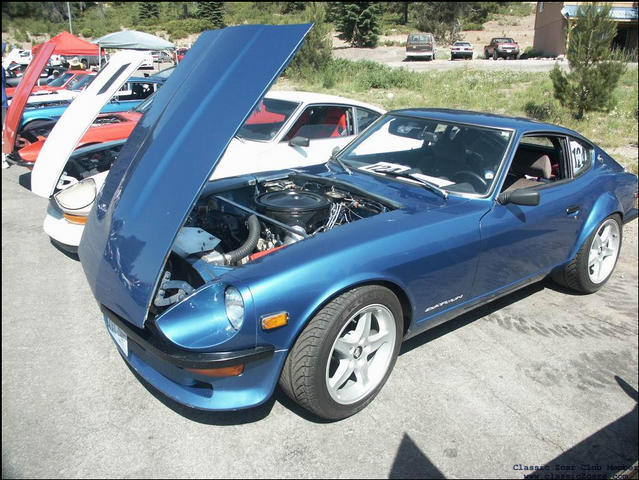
501, 134, 568, 193
283, 105, 354, 141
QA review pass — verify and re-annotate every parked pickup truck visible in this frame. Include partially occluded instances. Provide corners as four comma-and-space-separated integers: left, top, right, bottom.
484, 37, 520, 60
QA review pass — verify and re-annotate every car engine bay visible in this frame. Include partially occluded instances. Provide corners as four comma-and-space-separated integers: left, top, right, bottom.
152, 174, 396, 310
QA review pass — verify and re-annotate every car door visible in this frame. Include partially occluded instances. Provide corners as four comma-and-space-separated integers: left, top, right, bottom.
472, 133, 592, 297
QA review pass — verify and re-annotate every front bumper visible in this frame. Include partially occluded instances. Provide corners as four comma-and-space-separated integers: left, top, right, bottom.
102, 306, 284, 411
497, 49, 519, 56
44, 201, 84, 251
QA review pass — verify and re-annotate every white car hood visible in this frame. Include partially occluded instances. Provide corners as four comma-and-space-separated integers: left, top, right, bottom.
210, 137, 276, 180
30, 51, 146, 198
25, 89, 79, 105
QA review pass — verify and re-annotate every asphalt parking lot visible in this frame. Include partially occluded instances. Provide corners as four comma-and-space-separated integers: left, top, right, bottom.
2, 164, 637, 478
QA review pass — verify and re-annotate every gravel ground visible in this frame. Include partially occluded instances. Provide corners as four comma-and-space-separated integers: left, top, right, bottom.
332, 45, 568, 72
2, 163, 637, 478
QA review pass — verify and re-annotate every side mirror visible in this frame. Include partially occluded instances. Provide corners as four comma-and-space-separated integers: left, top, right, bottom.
331, 146, 341, 156
498, 189, 540, 206
288, 136, 310, 147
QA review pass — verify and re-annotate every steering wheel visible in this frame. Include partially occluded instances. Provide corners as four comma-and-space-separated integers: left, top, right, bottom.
452, 170, 488, 192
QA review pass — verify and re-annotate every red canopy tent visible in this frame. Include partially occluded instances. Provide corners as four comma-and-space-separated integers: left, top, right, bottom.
32, 31, 103, 56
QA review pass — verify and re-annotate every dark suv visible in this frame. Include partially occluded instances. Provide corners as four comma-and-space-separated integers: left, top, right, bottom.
405, 33, 436, 61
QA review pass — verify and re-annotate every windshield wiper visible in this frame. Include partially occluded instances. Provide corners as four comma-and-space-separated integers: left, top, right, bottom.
234, 132, 246, 143
368, 167, 448, 200
329, 151, 352, 175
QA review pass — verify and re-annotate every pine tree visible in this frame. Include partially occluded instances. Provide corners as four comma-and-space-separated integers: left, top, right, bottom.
550, 3, 626, 119
335, 2, 381, 48
281, 2, 306, 14
138, 2, 160, 24
410, 2, 466, 43
197, 2, 225, 29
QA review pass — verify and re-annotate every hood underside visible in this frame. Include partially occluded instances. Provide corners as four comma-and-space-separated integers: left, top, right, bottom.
30, 50, 146, 198
79, 23, 312, 328
2, 42, 56, 154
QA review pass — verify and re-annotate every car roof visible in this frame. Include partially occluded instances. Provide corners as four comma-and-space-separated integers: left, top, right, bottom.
266, 90, 385, 112
388, 108, 585, 137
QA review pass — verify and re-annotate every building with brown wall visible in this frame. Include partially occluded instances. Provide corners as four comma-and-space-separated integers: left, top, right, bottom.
533, 2, 638, 57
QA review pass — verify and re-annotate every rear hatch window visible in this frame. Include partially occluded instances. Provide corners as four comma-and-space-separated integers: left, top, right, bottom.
408, 34, 432, 44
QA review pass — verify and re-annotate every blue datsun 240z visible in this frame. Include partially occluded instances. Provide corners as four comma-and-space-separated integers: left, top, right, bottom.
78, 24, 638, 420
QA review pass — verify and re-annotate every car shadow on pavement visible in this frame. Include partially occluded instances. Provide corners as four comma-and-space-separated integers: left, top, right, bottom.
18, 171, 31, 190
523, 376, 638, 478
400, 281, 545, 356
49, 238, 80, 261
388, 433, 445, 479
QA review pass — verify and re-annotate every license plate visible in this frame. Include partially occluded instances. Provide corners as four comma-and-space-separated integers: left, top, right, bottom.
107, 317, 128, 357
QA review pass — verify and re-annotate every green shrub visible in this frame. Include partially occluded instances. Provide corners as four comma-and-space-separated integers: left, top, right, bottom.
462, 22, 484, 31
14, 30, 30, 43
524, 101, 558, 121
353, 61, 422, 90
288, 3, 332, 76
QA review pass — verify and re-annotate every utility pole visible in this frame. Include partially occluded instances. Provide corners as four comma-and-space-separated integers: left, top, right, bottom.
67, 2, 73, 34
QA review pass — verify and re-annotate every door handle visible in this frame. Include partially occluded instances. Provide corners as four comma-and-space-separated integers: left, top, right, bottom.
566, 205, 580, 215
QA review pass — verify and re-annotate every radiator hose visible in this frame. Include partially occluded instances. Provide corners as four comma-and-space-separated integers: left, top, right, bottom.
225, 214, 260, 265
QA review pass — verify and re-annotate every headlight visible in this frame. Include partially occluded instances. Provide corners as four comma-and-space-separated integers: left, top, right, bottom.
54, 177, 96, 212
224, 287, 244, 331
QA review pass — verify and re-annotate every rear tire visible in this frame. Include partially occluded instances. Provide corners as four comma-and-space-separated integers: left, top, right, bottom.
552, 214, 622, 293
279, 285, 403, 420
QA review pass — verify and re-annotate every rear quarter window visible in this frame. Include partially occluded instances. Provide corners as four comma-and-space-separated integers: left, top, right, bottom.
568, 138, 593, 177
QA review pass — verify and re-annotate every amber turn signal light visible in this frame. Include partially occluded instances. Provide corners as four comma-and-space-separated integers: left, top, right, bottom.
186, 364, 244, 377
63, 213, 88, 225
261, 312, 289, 330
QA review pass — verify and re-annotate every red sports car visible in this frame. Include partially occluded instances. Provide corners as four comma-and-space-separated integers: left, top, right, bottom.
5, 70, 92, 99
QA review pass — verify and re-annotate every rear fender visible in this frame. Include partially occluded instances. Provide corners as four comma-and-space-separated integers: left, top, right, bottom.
569, 192, 622, 259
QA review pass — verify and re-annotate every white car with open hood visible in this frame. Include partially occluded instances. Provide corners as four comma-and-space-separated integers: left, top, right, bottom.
32, 67, 385, 252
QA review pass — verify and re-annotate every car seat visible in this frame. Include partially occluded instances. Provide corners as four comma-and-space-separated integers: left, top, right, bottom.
503, 154, 552, 192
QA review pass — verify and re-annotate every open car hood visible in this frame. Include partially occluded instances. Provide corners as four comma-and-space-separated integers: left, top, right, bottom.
2, 42, 56, 154
79, 24, 312, 328
31, 51, 146, 198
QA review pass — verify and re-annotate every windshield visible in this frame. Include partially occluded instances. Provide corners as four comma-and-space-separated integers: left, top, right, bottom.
47, 72, 73, 87
495, 38, 515, 43
235, 98, 300, 141
67, 74, 94, 91
133, 90, 156, 113
337, 114, 513, 196
152, 66, 174, 79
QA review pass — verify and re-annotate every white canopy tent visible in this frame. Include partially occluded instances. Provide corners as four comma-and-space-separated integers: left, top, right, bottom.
92, 30, 176, 68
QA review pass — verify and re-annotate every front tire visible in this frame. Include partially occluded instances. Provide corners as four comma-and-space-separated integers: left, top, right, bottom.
552, 214, 622, 293
493, 50, 498, 60
279, 285, 403, 420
